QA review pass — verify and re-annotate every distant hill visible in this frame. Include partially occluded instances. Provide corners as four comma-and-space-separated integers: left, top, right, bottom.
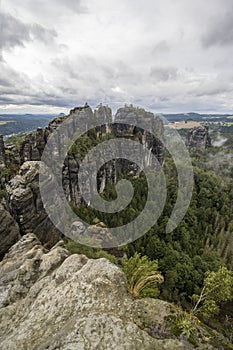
1, 111, 233, 137
163, 112, 233, 123
0, 114, 59, 136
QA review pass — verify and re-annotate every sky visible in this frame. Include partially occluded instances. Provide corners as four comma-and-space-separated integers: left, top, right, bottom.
1, 0, 233, 114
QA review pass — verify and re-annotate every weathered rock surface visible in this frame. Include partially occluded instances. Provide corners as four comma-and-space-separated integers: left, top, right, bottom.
114, 105, 165, 165
0, 135, 5, 167
187, 125, 211, 149
0, 234, 187, 350
83, 222, 119, 248
20, 127, 46, 163
0, 203, 20, 260
5, 161, 61, 248
3, 159, 121, 251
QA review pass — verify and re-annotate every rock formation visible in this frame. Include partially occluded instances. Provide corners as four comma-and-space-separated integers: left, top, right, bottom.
187, 125, 211, 149
1, 105, 165, 205
0, 104, 165, 255
0, 135, 5, 167
5, 161, 61, 248
0, 234, 204, 350
0, 202, 20, 260
0, 106, 229, 349
19, 127, 45, 163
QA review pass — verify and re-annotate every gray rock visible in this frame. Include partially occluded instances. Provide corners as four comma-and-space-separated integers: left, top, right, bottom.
0, 202, 20, 260
0, 235, 185, 350
83, 223, 119, 248
5, 161, 61, 248
0, 135, 5, 167
187, 125, 211, 149
2, 105, 165, 206
0, 233, 45, 305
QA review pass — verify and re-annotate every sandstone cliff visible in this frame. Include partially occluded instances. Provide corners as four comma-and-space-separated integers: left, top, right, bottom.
0, 202, 20, 260
5, 161, 61, 248
0, 105, 165, 256
187, 125, 211, 149
0, 234, 211, 350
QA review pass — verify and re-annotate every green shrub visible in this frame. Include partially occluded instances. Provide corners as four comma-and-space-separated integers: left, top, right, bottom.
166, 308, 199, 339
122, 252, 163, 298
64, 240, 118, 265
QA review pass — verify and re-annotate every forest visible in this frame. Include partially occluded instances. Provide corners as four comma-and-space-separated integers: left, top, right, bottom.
68, 128, 233, 339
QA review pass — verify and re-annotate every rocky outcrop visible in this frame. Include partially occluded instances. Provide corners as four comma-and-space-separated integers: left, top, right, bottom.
82, 222, 119, 248
61, 105, 165, 205
20, 127, 46, 163
0, 234, 188, 350
187, 125, 211, 149
0, 135, 5, 167
0, 203, 20, 260
0, 105, 166, 256
4, 161, 120, 249
5, 161, 61, 248
0, 137, 21, 190
3, 106, 165, 203
114, 105, 165, 164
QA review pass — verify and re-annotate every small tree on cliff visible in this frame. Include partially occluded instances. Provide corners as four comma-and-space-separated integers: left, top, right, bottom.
191, 266, 233, 318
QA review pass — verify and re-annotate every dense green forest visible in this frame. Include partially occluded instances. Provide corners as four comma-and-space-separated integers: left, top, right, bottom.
70, 131, 233, 310
4, 125, 233, 343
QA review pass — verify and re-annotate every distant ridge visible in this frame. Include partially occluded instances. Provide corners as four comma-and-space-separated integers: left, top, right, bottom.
0, 114, 58, 136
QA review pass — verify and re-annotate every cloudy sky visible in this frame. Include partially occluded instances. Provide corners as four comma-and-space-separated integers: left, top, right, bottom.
1, 0, 233, 114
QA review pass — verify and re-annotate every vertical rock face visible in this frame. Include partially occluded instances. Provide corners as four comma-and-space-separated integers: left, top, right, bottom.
0, 135, 6, 191
114, 105, 165, 165
20, 127, 46, 163
0, 203, 20, 260
1, 105, 166, 256
5, 161, 61, 248
95, 104, 112, 125
0, 135, 6, 167
187, 125, 211, 149
37, 104, 165, 206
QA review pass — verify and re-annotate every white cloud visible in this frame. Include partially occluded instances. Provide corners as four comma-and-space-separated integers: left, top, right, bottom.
0, 0, 233, 113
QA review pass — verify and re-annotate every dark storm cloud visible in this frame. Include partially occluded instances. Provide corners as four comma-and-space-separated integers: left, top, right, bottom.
0, 89, 69, 108
30, 24, 57, 43
19, 0, 87, 17
150, 67, 177, 81
0, 78, 12, 87
0, 61, 34, 104
56, 0, 86, 13
202, 6, 233, 47
0, 59, 75, 108
1, 0, 233, 113
0, 62, 29, 88
0, 11, 57, 50
151, 40, 170, 55
0, 93, 78, 108
0, 12, 30, 49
